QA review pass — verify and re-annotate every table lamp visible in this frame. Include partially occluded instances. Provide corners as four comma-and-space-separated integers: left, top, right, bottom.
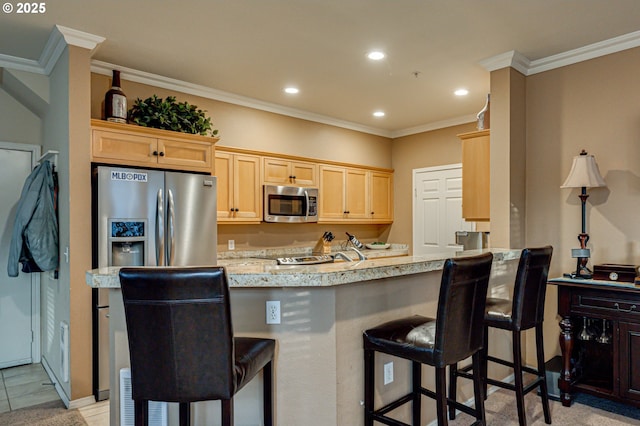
561, 150, 606, 278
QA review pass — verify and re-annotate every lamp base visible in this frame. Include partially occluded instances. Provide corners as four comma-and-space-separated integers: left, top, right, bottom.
563, 271, 593, 279
564, 257, 593, 279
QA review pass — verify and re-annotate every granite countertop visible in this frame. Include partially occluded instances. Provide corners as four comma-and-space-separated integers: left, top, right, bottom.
86, 248, 521, 289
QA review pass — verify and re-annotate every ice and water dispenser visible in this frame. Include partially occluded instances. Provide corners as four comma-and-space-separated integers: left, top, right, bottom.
108, 220, 146, 267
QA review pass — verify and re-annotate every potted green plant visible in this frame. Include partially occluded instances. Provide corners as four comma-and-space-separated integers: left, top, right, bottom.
127, 95, 219, 137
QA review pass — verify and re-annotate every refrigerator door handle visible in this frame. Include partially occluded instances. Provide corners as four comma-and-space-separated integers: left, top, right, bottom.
167, 189, 176, 266
156, 189, 165, 266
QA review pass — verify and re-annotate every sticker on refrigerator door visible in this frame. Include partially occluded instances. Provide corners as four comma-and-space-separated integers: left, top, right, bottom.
110, 171, 148, 182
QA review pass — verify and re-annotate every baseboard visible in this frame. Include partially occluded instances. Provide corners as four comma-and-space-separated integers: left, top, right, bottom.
41, 356, 70, 408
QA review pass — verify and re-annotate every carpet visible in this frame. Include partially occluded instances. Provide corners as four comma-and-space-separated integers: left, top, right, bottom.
448, 388, 640, 425
0, 400, 87, 426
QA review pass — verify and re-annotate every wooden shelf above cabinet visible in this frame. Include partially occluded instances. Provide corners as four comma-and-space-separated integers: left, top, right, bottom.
458, 129, 490, 221
90, 119, 218, 174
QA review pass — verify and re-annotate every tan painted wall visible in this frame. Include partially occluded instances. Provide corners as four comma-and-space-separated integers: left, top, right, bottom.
90, 74, 392, 168
388, 123, 476, 249
524, 47, 640, 362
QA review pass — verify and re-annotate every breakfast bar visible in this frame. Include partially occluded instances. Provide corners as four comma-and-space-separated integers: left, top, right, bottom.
87, 248, 521, 425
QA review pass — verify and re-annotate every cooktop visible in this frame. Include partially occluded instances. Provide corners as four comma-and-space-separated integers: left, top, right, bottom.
259, 254, 334, 265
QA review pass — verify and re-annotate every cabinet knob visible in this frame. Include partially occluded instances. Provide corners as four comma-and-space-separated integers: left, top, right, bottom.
159, 151, 165, 157
292, 175, 296, 179
152, 151, 158, 156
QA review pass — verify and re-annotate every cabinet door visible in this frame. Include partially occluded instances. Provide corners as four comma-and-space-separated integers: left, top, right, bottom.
263, 158, 317, 187
158, 138, 212, 173
215, 152, 234, 220
215, 152, 261, 222
319, 165, 346, 220
345, 168, 368, 219
460, 130, 490, 221
370, 171, 393, 222
233, 154, 262, 221
619, 321, 640, 401
290, 161, 317, 186
263, 158, 292, 185
92, 129, 157, 166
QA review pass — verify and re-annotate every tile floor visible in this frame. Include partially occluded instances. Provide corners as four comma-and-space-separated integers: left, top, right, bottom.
0, 363, 60, 413
0, 363, 109, 424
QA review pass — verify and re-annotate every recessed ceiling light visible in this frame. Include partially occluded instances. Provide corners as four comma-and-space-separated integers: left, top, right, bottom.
284, 87, 299, 94
373, 111, 385, 117
367, 51, 385, 61
454, 89, 469, 96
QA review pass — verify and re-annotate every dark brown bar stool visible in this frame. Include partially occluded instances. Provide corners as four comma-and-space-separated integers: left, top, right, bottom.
363, 252, 493, 426
119, 266, 276, 426
449, 246, 553, 426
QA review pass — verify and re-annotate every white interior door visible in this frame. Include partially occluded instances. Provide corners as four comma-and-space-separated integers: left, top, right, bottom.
413, 164, 474, 255
0, 143, 40, 368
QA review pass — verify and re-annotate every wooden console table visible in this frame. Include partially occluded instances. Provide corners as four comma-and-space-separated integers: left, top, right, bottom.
549, 277, 640, 407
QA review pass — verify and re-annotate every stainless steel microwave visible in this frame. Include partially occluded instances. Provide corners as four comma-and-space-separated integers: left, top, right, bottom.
263, 185, 318, 223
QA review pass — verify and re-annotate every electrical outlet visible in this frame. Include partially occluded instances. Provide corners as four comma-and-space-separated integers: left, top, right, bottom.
266, 300, 281, 324
228, 240, 235, 250
383, 362, 394, 385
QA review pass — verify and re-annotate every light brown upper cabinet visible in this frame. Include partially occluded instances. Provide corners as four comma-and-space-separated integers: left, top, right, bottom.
458, 129, 490, 221
215, 149, 261, 223
90, 119, 217, 174
263, 157, 317, 187
370, 171, 394, 223
319, 165, 392, 223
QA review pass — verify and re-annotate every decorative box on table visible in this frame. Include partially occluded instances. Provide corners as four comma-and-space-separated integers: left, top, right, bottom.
592, 264, 639, 283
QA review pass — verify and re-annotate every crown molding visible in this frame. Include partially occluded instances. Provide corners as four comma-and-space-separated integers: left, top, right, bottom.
480, 30, 640, 76
40, 25, 105, 75
0, 54, 43, 74
479, 50, 531, 75
391, 114, 477, 139
527, 30, 640, 75
91, 60, 393, 138
0, 25, 104, 76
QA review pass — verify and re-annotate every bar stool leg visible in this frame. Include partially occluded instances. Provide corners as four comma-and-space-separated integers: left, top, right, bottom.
412, 361, 422, 424
481, 324, 489, 400
512, 331, 527, 426
263, 361, 274, 426
536, 325, 552, 424
222, 399, 233, 426
448, 363, 458, 420
364, 349, 374, 426
179, 402, 190, 426
472, 352, 487, 425
134, 400, 148, 426
435, 366, 448, 426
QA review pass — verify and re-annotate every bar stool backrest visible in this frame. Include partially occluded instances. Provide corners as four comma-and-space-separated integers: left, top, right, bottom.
119, 266, 236, 403
511, 246, 553, 331
435, 252, 493, 367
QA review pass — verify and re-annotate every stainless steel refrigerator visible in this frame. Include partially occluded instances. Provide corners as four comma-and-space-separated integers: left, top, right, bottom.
92, 165, 217, 401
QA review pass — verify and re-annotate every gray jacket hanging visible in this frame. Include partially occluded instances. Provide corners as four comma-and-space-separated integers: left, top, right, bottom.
7, 160, 59, 277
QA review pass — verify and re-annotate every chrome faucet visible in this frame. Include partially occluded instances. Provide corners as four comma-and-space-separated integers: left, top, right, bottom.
348, 246, 367, 260
333, 252, 352, 262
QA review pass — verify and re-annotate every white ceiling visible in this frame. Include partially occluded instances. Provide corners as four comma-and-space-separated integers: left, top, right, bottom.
1, 0, 639, 137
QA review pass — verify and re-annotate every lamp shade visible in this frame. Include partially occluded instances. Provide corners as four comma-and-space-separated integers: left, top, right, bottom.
561, 153, 606, 188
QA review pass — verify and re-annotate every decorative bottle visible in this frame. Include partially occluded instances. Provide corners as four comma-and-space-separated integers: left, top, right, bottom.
104, 70, 127, 123
346, 232, 364, 249
476, 93, 490, 130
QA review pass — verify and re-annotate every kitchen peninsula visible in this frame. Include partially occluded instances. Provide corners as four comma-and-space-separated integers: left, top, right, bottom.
87, 248, 521, 426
